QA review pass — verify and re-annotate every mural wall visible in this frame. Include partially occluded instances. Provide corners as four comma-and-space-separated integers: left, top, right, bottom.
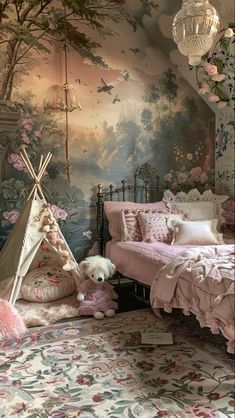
0, 0, 215, 259
215, 108, 235, 198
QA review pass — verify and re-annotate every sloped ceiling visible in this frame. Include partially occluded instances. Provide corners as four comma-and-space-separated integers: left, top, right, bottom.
143, 0, 234, 111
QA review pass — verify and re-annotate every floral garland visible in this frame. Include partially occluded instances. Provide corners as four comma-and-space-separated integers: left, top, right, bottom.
196, 24, 235, 108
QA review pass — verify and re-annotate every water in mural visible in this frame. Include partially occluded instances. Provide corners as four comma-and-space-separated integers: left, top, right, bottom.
0, 1, 215, 259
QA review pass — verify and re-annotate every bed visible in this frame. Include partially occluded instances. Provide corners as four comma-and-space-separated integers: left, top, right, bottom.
96, 162, 235, 353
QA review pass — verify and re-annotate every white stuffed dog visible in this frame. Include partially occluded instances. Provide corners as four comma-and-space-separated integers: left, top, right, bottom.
77, 255, 118, 319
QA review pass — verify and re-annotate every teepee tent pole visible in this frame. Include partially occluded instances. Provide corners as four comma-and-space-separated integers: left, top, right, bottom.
9, 274, 20, 304
38, 153, 52, 180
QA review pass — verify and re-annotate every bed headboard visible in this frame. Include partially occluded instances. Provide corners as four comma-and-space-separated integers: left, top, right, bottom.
96, 162, 164, 255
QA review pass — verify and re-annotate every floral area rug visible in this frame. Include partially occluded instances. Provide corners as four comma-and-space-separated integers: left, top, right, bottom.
0, 309, 234, 418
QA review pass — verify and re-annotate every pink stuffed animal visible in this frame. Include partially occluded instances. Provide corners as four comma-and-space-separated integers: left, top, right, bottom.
77, 255, 118, 319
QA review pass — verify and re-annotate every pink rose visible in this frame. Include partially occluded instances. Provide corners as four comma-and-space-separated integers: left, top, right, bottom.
211, 74, 225, 82
3, 210, 19, 224
33, 130, 41, 140
208, 94, 220, 102
204, 63, 218, 77
200, 173, 208, 184
8, 153, 28, 172
21, 131, 30, 144
187, 153, 193, 160
198, 87, 208, 95
190, 166, 202, 181
164, 173, 172, 182
21, 118, 33, 132
50, 205, 68, 220
177, 172, 187, 184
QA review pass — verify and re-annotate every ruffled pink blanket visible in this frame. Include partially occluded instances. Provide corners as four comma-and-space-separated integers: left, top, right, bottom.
150, 245, 235, 353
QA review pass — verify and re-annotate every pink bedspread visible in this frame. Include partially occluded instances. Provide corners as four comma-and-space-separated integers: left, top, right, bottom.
150, 244, 235, 353
106, 240, 193, 286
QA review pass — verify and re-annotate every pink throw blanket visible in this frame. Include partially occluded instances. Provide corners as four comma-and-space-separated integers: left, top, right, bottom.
150, 245, 235, 353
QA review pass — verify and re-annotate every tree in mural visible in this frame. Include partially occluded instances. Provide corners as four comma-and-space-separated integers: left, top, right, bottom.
141, 70, 215, 192
159, 68, 178, 112
0, 0, 158, 100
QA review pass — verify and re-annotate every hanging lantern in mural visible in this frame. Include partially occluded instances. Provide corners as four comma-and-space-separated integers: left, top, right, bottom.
172, 0, 220, 66
45, 83, 81, 113
44, 4, 82, 182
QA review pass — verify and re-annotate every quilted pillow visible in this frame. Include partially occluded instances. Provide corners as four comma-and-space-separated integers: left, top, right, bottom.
104, 201, 167, 241
171, 219, 224, 245
137, 212, 186, 243
122, 209, 168, 241
21, 266, 75, 302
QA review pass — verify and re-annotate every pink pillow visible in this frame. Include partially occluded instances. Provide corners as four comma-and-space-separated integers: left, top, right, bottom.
122, 209, 168, 241
104, 201, 168, 241
137, 212, 186, 243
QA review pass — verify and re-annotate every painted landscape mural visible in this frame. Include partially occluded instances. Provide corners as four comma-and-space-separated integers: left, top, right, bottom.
0, 0, 215, 259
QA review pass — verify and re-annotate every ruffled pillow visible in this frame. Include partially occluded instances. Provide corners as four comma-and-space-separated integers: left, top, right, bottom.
137, 212, 186, 243
171, 219, 224, 245
21, 266, 75, 302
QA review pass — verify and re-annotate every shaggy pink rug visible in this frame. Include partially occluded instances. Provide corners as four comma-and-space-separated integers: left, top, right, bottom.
0, 298, 27, 340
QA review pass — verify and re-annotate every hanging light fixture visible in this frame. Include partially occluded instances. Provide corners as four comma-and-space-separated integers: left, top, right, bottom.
44, 3, 81, 182
172, 0, 220, 66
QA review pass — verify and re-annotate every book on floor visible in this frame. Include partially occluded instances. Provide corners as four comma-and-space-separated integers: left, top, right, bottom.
123, 331, 173, 348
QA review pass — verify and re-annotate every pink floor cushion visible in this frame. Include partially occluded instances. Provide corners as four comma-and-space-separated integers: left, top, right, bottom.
0, 298, 27, 341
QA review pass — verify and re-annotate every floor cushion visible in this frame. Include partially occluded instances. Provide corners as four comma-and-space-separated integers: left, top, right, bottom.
21, 266, 75, 303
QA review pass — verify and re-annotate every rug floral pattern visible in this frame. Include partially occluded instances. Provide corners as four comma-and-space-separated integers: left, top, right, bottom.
0, 309, 234, 418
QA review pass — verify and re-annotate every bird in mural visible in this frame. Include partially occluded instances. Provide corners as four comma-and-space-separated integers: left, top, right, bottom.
129, 47, 142, 55
121, 49, 126, 54
121, 70, 129, 81
75, 78, 81, 84
97, 78, 113, 95
112, 95, 121, 104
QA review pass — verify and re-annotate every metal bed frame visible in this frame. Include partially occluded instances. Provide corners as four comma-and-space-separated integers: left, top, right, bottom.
96, 162, 166, 304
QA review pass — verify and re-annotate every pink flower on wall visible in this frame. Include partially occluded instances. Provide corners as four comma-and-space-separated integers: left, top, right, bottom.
164, 173, 172, 182
21, 118, 33, 132
200, 173, 208, 184
21, 131, 30, 144
33, 130, 41, 140
8, 153, 28, 172
177, 172, 187, 184
208, 94, 220, 102
204, 63, 218, 77
50, 205, 68, 220
3, 210, 19, 224
190, 166, 202, 181
186, 153, 193, 160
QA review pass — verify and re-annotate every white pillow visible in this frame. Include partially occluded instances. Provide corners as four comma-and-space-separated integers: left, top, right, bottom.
171, 219, 224, 246
21, 266, 75, 302
167, 201, 216, 221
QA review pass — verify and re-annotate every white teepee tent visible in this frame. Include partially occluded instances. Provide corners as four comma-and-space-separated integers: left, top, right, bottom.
0, 149, 80, 305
